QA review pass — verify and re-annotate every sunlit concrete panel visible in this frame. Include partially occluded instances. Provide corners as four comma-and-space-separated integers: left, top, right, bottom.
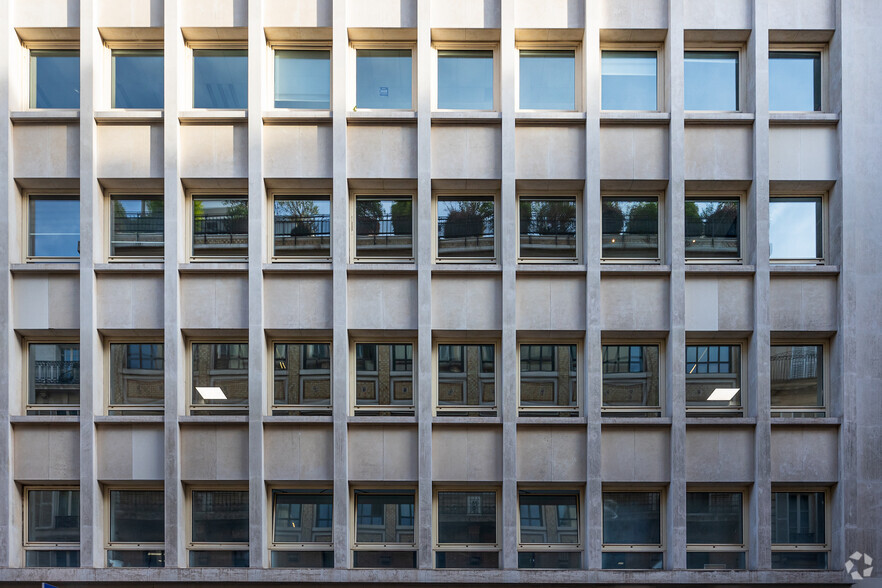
432, 275, 500, 331
180, 425, 249, 481
685, 126, 753, 180
349, 425, 418, 481
599, 0, 667, 29
97, 274, 163, 330
431, 0, 500, 29
264, 425, 334, 482
13, 124, 79, 178
180, 124, 248, 178
14, 424, 79, 482
180, 0, 247, 27
13, 274, 79, 330
348, 0, 416, 28
686, 427, 754, 482
14, 0, 77, 27
347, 125, 417, 178
264, 274, 333, 330
180, 274, 248, 329
348, 275, 417, 331
97, 425, 164, 481
769, 126, 838, 182
97, 0, 162, 28
264, 0, 331, 28
771, 426, 838, 483
600, 276, 669, 332
768, 0, 836, 31
433, 426, 502, 482
685, 276, 753, 332
515, 0, 583, 29
601, 427, 670, 482
264, 124, 332, 178
769, 276, 838, 332
600, 125, 668, 180
517, 426, 586, 482
97, 124, 163, 178
516, 276, 586, 332
516, 125, 585, 180
431, 125, 500, 179
683, 0, 751, 30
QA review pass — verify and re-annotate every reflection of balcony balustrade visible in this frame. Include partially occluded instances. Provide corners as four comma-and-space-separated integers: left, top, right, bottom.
274, 215, 332, 255
33, 360, 80, 385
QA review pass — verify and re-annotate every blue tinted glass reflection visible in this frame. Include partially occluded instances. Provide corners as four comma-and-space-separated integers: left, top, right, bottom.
769, 198, 822, 259
113, 50, 164, 108
275, 50, 330, 109
31, 51, 79, 108
356, 49, 412, 109
193, 50, 247, 109
685, 51, 738, 111
29, 197, 80, 257
601, 51, 657, 111
519, 50, 575, 110
438, 50, 493, 110
769, 52, 821, 111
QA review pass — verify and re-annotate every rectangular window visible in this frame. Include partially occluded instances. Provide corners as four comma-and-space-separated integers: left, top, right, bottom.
354, 343, 414, 414
771, 344, 825, 417
273, 343, 332, 414
685, 197, 741, 260
109, 343, 164, 414
110, 195, 164, 258
107, 489, 164, 568
436, 196, 495, 260
686, 491, 746, 570
437, 343, 496, 415
519, 344, 578, 415
353, 196, 413, 260
270, 490, 333, 568
189, 489, 249, 567
193, 49, 247, 109
273, 196, 331, 259
30, 50, 79, 108
602, 344, 661, 416
28, 196, 79, 259
25, 488, 80, 567
518, 196, 578, 261
437, 49, 494, 110
771, 490, 828, 569
602, 491, 663, 570
769, 51, 821, 112
601, 50, 658, 111
28, 342, 79, 415
112, 50, 164, 109
435, 490, 499, 569
274, 49, 330, 109
356, 49, 412, 109
686, 344, 743, 416
769, 196, 823, 262
517, 491, 581, 569
353, 490, 416, 569
192, 196, 248, 259
602, 196, 660, 261
519, 50, 575, 110
684, 51, 739, 111
191, 342, 248, 414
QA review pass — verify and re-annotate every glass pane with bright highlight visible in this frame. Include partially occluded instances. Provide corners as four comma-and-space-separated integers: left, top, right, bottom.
30, 50, 79, 108
193, 49, 247, 109
112, 50, 164, 108
519, 50, 575, 110
685, 51, 738, 111
769, 52, 821, 111
769, 197, 822, 260
602, 51, 657, 110
356, 49, 412, 109
438, 50, 494, 110
274, 50, 330, 109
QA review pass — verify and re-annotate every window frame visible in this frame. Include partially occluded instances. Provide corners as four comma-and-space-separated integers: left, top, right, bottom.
769, 340, 828, 418
770, 487, 831, 569
432, 42, 499, 112
684, 192, 744, 264
269, 487, 334, 565
517, 340, 581, 417
683, 44, 745, 113
23, 191, 80, 263
516, 488, 583, 566
601, 340, 665, 417
188, 339, 250, 415
515, 41, 582, 112
24, 338, 81, 415
600, 192, 664, 264
267, 42, 332, 111
350, 338, 417, 415
106, 191, 165, 262
26, 44, 80, 110
105, 337, 165, 415
187, 191, 249, 262
685, 487, 748, 570
433, 192, 498, 264
684, 340, 745, 417
104, 486, 165, 567
23, 485, 81, 562
188, 42, 249, 110
433, 487, 501, 567
601, 487, 665, 568
268, 190, 333, 262
350, 192, 415, 263
269, 338, 333, 415
351, 488, 418, 566
433, 339, 499, 416
351, 41, 417, 112
768, 44, 827, 113
105, 41, 165, 111
600, 43, 665, 113
186, 486, 250, 566
768, 192, 827, 265
516, 192, 581, 264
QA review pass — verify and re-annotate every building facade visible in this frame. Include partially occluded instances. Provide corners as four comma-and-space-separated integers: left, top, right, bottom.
1, 0, 881, 586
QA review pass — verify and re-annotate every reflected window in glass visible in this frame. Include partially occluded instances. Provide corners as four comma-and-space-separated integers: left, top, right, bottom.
273, 196, 331, 259
193, 49, 247, 109
356, 49, 412, 109
772, 491, 827, 569
519, 50, 575, 110
769, 51, 821, 112
354, 343, 414, 413
190, 489, 249, 568
769, 197, 822, 261
25, 488, 80, 567
685, 344, 742, 415
28, 343, 79, 414
685, 197, 740, 260
192, 197, 248, 258
437, 344, 495, 413
109, 343, 164, 413
517, 491, 580, 569
354, 196, 413, 259
602, 344, 661, 416
437, 197, 495, 260
191, 342, 248, 413
771, 345, 824, 416
602, 491, 663, 570
519, 344, 578, 414
602, 51, 657, 111
271, 490, 333, 562
107, 490, 164, 568
686, 491, 745, 570
110, 195, 164, 257
685, 51, 738, 111
28, 196, 80, 259
518, 196, 577, 260
602, 196, 659, 260
438, 50, 494, 110
30, 50, 79, 108
273, 343, 331, 413
274, 50, 330, 109
112, 50, 163, 109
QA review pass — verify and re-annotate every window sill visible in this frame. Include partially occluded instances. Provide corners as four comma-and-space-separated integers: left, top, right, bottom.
517, 263, 586, 274
770, 264, 839, 276
347, 110, 418, 123
770, 417, 840, 426
263, 110, 332, 123
179, 110, 247, 124
432, 263, 502, 274
94, 262, 164, 273
601, 264, 670, 276
10, 109, 79, 123
685, 417, 756, 426
95, 110, 163, 124
263, 262, 333, 273
600, 111, 671, 125
685, 264, 755, 275
769, 112, 840, 125
11, 262, 80, 273
347, 263, 417, 274
10, 415, 79, 424
518, 416, 587, 425
684, 112, 755, 125
179, 415, 249, 424
179, 262, 249, 273
265, 415, 334, 424
348, 415, 418, 425
95, 415, 164, 423
431, 111, 501, 123
601, 417, 672, 426
432, 416, 501, 425
515, 111, 586, 124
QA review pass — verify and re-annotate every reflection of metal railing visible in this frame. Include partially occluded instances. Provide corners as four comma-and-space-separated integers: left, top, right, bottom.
437, 215, 494, 239
193, 214, 248, 244
33, 360, 80, 384
113, 212, 163, 235
274, 214, 331, 238
355, 213, 411, 237
771, 351, 818, 381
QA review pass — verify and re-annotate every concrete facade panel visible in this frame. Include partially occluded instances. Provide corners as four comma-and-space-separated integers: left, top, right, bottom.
13, 0, 78, 27
97, 124, 163, 178
13, 124, 79, 178
600, 276, 669, 331
601, 427, 670, 482
13, 274, 80, 330
263, 274, 333, 330
682, 0, 752, 30
180, 425, 249, 481
768, 0, 836, 30
348, 275, 417, 331
96, 424, 164, 480
180, 274, 248, 329
264, 0, 331, 28
769, 126, 839, 182
517, 426, 586, 482
97, 0, 162, 27
685, 427, 754, 482
516, 125, 585, 179
515, 0, 583, 29
432, 275, 500, 331
771, 426, 838, 482
599, 125, 668, 180
516, 275, 586, 331
348, 425, 418, 481
599, 0, 667, 29
431, 125, 501, 179
13, 424, 79, 481
432, 425, 502, 482
347, 125, 417, 178
96, 274, 163, 329
769, 276, 838, 332
430, 0, 500, 29
684, 126, 753, 180
264, 425, 334, 482
180, 124, 248, 178
180, 0, 247, 27
347, 0, 416, 29
264, 124, 332, 179
685, 276, 753, 332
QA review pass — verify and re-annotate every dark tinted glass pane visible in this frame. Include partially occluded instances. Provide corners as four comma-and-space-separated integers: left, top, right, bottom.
189, 550, 249, 567
107, 550, 165, 567
354, 198, 413, 259
685, 344, 742, 412
602, 197, 659, 259
25, 550, 80, 567
271, 550, 334, 567
772, 491, 825, 544
437, 345, 495, 408
109, 490, 164, 543
193, 50, 247, 108
355, 492, 414, 543
687, 551, 746, 570
602, 51, 657, 110
771, 345, 823, 409
769, 52, 821, 111
771, 551, 828, 569
109, 344, 164, 407
437, 491, 496, 544
769, 198, 822, 260
355, 344, 413, 411
685, 51, 738, 111
275, 50, 330, 109
110, 196, 164, 257
31, 51, 79, 108
519, 493, 579, 544
273, 492, 333, 543
28, 343, 80, 407
602, 345, 660, 411
273, 197, 331, 258
686, 492, 742, 544
602, 492, 660, 544
356, 49, 412, 109
437, 198, 495, 259
519, 197, 577, 259
520, 50, 575, 110
28, 489, 80, 543
191, 490, 249, 543
438, 50, 493, 110
352, 550, 416, 568
685, 199, 740, 259
602, 551, 664, 569
518, 551, 581, 569
436, 551, 499, 568
192, 343, 249, 410
192, 198, 248, 258
273, 343, 332, 407
519, 344, 578, 409
112, 50, 164, 108
29, 197, 80, 258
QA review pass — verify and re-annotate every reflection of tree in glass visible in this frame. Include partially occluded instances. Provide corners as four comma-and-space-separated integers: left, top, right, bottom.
685, 201, 702, 237
223, 199, 248, 234
356, 200, 384, 235
704, 202, 738, 237
535, 200, 575, 235
277, 199, 320, 236
602, 200, 624, 234
391, 200, 412, 235
444, 200, 492, 238
626, 201, 657, 234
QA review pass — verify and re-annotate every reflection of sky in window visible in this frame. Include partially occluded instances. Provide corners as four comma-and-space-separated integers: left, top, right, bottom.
113, 197, 162, 215
356, 50, 412, 109
274, 50, 330, 109
438, 50, 493, 110
113, 51, 163, 108
31, 51, 79, 108
193, 50, 248, 108
769, 52, 820, 111
195, 198, 246, 216
769, 199, 822, 259
685, 52, 738, 111
29, 198, 79, 257
274, 198, 330, 217
519, 50, 575, 110
602, 51, 657, 110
